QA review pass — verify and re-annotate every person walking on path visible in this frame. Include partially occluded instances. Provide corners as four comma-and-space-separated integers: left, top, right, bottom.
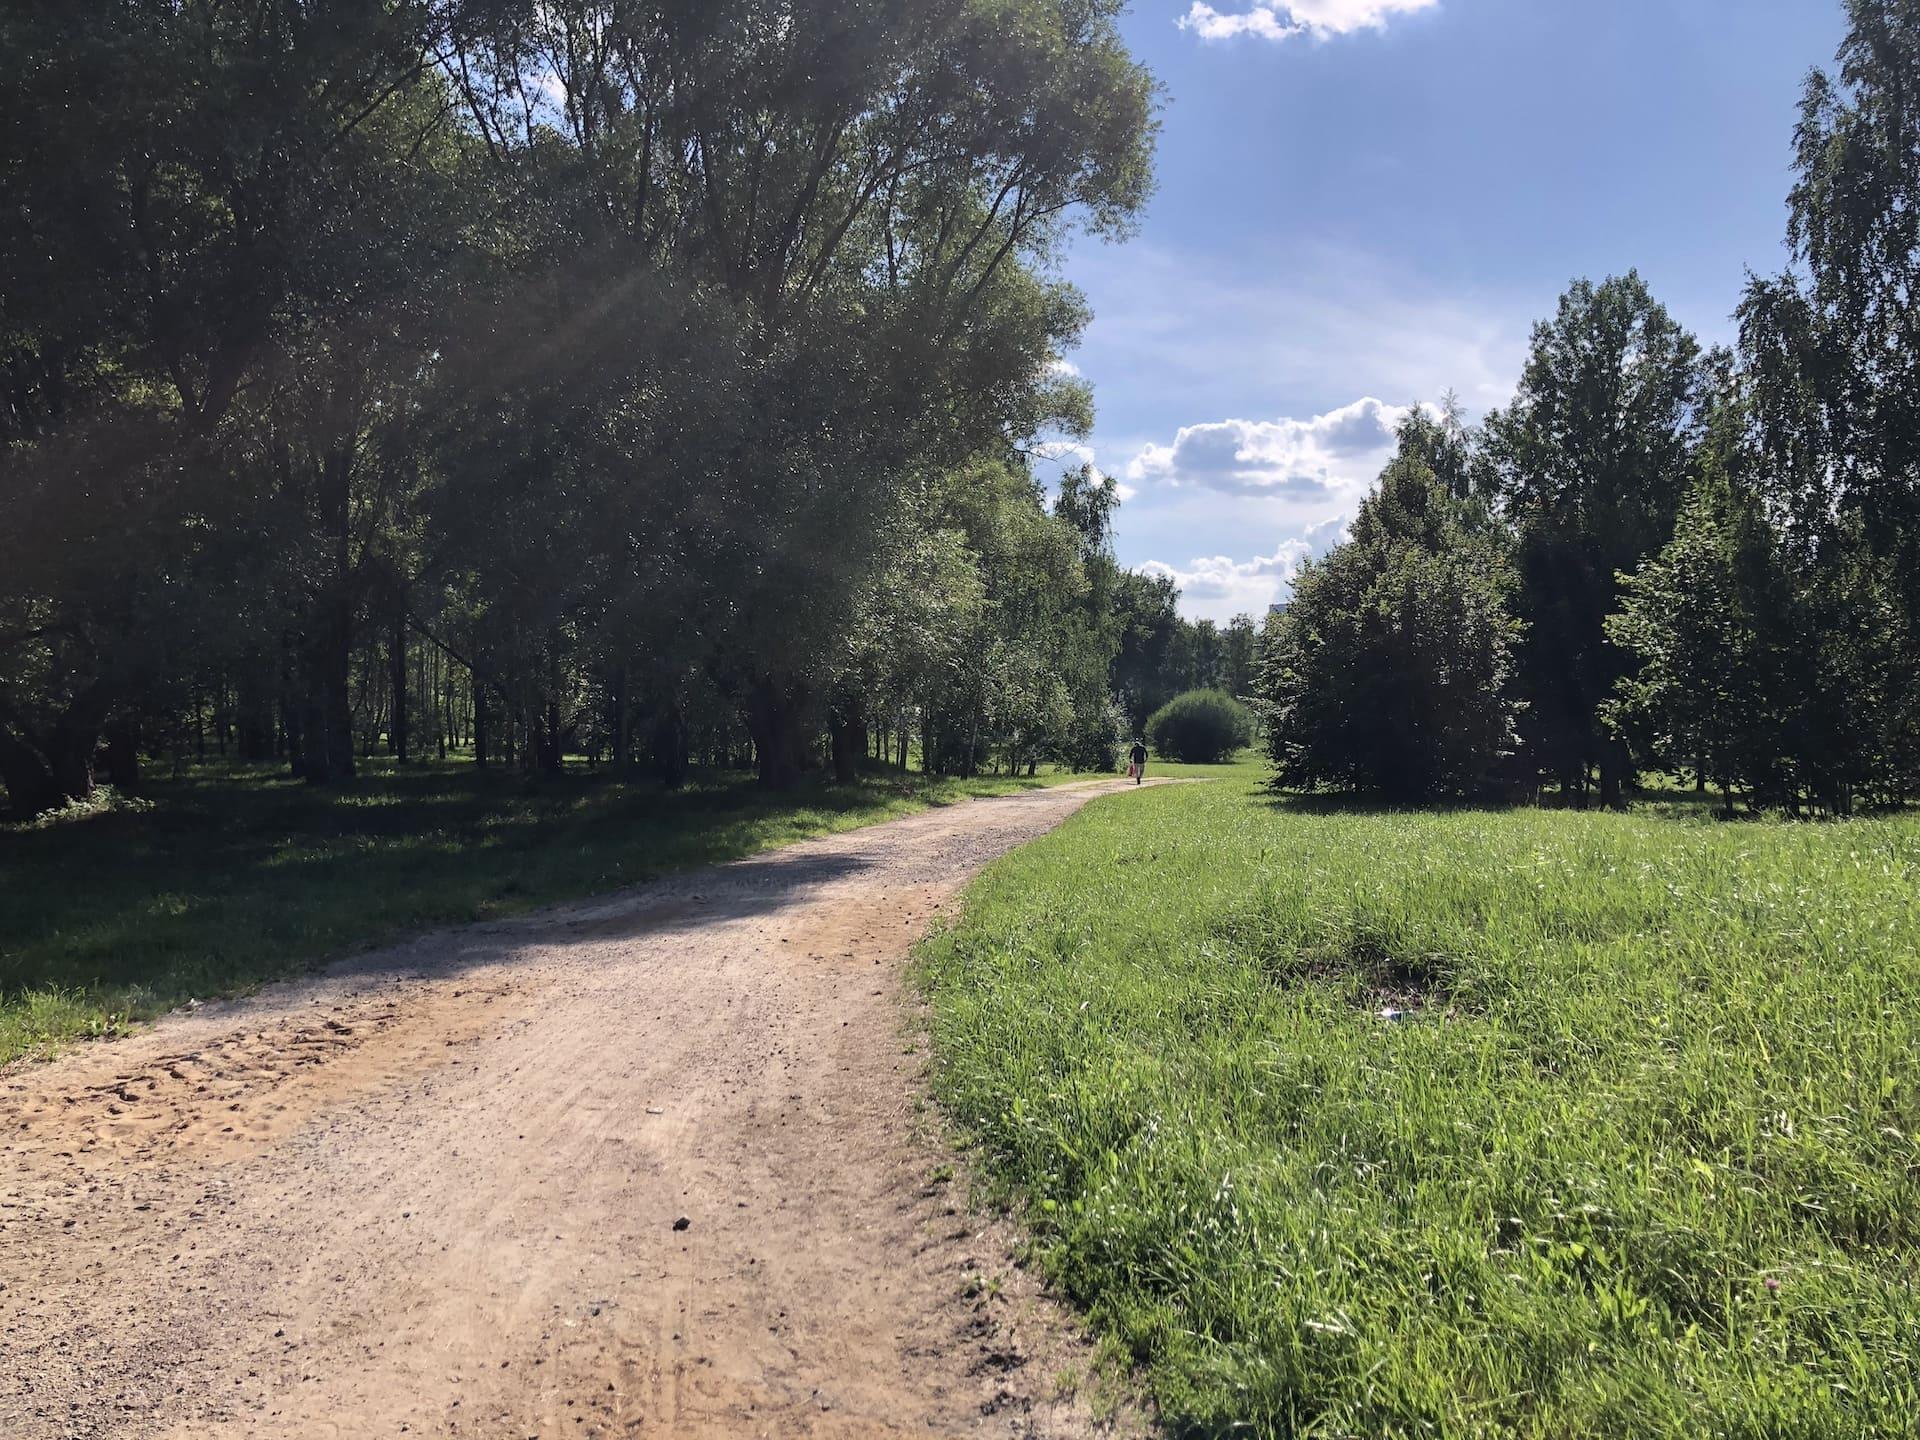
1128, 738, 1148, 785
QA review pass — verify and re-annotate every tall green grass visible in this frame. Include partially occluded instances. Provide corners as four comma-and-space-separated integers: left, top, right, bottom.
0, 758, 1086, 1064
918, 779, 1920, 1437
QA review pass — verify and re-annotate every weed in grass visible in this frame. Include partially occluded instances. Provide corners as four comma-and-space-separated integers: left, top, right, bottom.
917, 778, 1920, 1438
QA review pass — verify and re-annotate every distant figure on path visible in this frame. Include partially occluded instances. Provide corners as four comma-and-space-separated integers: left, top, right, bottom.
1128, 739, 1148, 785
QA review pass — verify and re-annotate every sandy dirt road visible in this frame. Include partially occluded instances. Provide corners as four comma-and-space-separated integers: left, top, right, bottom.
2, 779, 1164, 1440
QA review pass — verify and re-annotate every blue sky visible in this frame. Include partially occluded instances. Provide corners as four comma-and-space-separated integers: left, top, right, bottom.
1053, 0, 1849, 621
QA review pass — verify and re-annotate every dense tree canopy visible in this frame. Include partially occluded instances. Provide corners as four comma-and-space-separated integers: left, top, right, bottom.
0, 0, 1160, 812
1480, 273, 1707, 806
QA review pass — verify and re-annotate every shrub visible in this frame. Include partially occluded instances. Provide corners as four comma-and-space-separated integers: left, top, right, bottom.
1145, 689, 1253, 764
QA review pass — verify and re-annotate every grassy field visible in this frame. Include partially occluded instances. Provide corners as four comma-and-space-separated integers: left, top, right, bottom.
0, 757, 1089, 1064
918, 762, 1920, 1438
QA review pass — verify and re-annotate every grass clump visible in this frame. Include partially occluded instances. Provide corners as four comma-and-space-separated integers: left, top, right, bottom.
917, 778, 1920, 1438
0, 757, 1084, 1064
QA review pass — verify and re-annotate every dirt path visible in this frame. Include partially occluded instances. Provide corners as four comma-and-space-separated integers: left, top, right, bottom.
1, 779, 1165, 1440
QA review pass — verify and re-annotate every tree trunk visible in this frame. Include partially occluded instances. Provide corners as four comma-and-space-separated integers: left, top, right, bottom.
541, 694, 563, 775
649, 702, 690, 788
104, 720, 141, 791
1599, 737, 1627, 810
389, 590, 409, 765
472, 673, 489, 769
746, 676, 808, 789
537, 639, 564, 776
297, 607, 355, 786
0, 729, 64, 817
611, 667, 630, 774
0, 692, 107, 816
828, 695, 864, 785
298, 443, 356, 786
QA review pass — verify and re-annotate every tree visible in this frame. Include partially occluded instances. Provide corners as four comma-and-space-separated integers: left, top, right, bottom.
1051, 465, 1129, 772
1110, 569, 1184, 731
1261, 456, 1522, 801
1736, 0, 1920, 806
0, 0, 480, 803
1221, 615, 1260, 701
1605, 467, 1797, 815
447, 0, 1157, 787
1481, 274, 1706, 805
0, 0, 1160, 809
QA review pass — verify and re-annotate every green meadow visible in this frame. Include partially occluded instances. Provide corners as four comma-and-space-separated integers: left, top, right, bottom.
918, 766, 1920, 1438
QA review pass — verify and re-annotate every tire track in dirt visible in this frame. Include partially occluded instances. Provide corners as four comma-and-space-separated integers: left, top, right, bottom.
1, 779, 1167, 1439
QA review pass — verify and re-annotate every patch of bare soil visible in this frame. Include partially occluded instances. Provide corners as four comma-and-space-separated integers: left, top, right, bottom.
1, 780, 1167, 1439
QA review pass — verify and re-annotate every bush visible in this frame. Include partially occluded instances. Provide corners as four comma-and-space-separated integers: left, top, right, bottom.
1145, 690, 1253, 764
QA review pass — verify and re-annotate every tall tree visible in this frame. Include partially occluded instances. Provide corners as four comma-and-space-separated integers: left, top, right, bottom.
1605, 464, 1797, 815
1482, 274, 1706, 805
1738, 0, 1920, 805
1261, 455, 1521, 801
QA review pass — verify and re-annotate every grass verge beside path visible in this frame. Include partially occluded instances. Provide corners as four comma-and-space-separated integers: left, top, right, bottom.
917, 769, 1920, 1438
0, 759, 1089, 1064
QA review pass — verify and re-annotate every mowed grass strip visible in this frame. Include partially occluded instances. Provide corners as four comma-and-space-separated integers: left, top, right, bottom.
0, 758, 1087, 1064
917, 772, 1920, 1438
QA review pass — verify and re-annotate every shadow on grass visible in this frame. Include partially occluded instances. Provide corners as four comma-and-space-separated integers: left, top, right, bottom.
0, 757, 1064, 1060
1255, 788, 1529, 819
1257, 783, 1784, 823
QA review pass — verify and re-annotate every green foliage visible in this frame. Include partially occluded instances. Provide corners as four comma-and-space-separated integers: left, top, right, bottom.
1144, 690, 1252, 764
1262, 455, 1521, 800
919, 779, 1920, 1439
1730, 0, 1920, 807
0, 0, 1160, 807
1482, 273, 1707, 801
1605, 395, 1802, 812
1109, 572, 1260, 731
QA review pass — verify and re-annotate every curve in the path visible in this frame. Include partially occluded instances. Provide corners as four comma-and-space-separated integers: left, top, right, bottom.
0, 778, 1170, 1440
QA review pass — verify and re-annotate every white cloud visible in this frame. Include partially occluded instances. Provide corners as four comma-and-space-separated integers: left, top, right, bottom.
1180, 0, 1439, 43
1301, 511, 1352, 552
1126, 397, 1411, 496
1137, 509, 1355, 623
1141, 540, 1314, 619
1068, 243, 1526, 624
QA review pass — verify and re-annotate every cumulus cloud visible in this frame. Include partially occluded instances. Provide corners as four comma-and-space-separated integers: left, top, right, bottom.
1179, 0, 1439, 43
1301, 511, 1352, 552
1140, 539, 1313, 612
1125, 397, 1410, 496
1138, 512, 1356, 622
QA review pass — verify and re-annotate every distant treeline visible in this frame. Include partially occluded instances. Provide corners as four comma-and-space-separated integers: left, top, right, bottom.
1, 0, 1187, 814
1259, 2, 1920, 817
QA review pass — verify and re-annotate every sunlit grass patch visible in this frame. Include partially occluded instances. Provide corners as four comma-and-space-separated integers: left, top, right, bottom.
917, 781, 1920, 1438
